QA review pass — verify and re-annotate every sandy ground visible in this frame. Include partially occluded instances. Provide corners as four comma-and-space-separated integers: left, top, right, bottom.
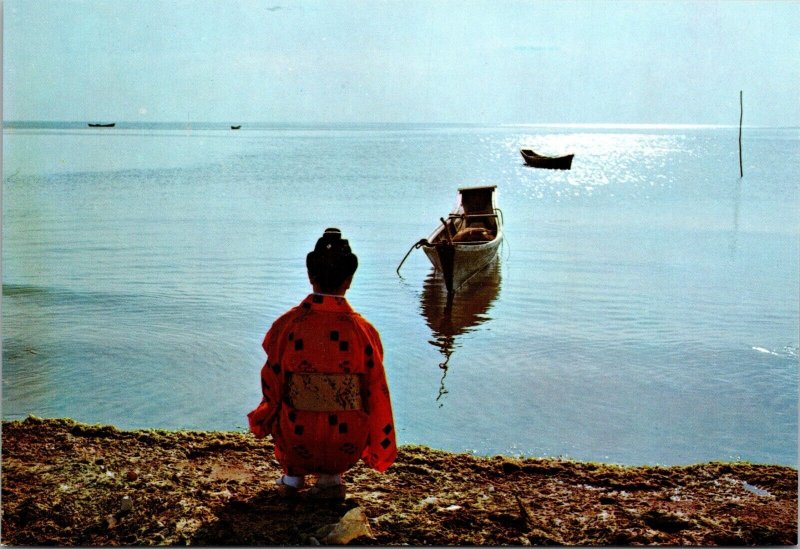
1, 417, 797, 545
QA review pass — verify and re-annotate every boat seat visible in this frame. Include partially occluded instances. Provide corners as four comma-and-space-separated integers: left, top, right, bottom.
449, 212, 498, 222
452, 227, 493, 243
466, 212, 498, 231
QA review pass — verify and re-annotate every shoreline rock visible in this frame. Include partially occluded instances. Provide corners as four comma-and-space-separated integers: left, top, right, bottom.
2, 417, 797, 545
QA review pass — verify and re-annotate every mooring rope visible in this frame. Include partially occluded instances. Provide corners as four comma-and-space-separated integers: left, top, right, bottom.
396, 238, 429, 277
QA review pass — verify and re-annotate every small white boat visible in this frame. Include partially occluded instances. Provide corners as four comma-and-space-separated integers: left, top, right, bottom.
421, 185, 504, 295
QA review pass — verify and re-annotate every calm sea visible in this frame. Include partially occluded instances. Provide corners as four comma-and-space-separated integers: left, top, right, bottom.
3, 122, 798, 466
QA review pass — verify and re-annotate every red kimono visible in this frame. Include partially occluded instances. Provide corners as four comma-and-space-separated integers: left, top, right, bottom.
248, 293, 396, 475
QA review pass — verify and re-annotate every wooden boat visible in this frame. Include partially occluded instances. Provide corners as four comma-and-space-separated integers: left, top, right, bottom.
421, 185, 504, 295
520, 148, 573, 170
230, 125, 241, 130
88, 123, 115, 128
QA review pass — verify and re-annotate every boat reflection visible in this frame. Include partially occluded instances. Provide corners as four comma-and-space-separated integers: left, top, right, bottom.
419, 258, 501, 405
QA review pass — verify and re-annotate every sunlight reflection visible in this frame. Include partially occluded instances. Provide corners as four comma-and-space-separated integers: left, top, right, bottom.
507, 132, 686, 199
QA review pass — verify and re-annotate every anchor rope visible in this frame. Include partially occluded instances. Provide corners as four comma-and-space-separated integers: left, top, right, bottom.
396, 238, 429, 277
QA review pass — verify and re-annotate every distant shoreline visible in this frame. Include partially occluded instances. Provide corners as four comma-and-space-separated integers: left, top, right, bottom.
4, 120, 798, 131
2, 416, 797, 545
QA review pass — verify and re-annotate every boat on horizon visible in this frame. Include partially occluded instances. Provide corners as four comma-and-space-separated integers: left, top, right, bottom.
230, 125, 241, 130
88, 123, 116, 128
399, 185, 503, 297
520, 148, 573, 170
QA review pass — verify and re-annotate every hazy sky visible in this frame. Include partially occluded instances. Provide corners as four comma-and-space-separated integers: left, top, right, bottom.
3, 0, 799, 125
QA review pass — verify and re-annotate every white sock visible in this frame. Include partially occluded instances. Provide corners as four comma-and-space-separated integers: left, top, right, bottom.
316, 474, 342, 487
280, 475, 305, 488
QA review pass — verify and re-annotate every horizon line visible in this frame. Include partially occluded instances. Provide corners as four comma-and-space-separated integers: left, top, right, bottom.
3, 120, 797, 131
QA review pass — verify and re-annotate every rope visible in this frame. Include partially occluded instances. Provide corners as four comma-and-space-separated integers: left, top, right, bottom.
396, 238, 429, 277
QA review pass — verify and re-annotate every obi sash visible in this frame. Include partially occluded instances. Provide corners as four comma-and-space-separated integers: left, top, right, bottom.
286, 373, 363, 412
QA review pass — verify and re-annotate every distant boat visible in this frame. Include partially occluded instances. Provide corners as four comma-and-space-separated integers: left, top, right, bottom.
88, 123, 115, 128
230, 125, 241, 130
520, 148, 574, 170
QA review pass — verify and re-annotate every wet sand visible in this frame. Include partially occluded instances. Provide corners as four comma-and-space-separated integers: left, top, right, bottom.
1, 417, 796, 545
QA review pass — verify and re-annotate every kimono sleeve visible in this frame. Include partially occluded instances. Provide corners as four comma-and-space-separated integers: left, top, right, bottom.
360, 324, 397, 472
247, 322, 285, 438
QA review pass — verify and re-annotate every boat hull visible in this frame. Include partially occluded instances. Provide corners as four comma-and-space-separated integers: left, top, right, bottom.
422, 238, 502, 294
520, 149, 573, 170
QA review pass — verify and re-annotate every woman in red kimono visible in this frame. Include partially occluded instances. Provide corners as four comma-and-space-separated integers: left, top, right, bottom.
248, 228, 396, 499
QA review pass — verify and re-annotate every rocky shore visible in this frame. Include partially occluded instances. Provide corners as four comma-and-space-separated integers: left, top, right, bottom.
1, 417, 797, 545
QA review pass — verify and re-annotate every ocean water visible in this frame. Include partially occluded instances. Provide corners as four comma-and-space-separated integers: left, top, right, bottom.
3, 122, 798, 466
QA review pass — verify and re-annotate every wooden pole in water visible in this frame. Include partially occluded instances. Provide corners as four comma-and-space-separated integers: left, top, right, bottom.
738, 90, 744, 178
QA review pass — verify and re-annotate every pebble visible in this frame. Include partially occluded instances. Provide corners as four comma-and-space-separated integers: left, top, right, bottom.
322, 507, 372, 545
120, 495, 133, 513
126, 470, 138, 482
501, 461, 521, 474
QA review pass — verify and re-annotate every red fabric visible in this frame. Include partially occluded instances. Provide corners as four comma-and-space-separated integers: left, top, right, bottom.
248, 294, 396, 475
